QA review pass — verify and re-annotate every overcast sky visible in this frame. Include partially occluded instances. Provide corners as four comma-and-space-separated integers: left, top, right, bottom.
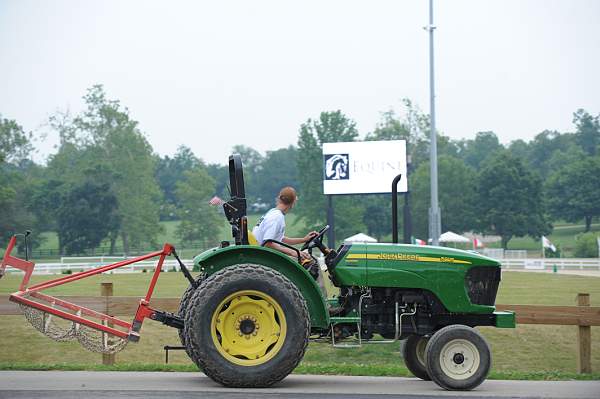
1, 0, 598, 165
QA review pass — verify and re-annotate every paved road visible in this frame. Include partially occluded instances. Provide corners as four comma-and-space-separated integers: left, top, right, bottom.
0, 371, 599, 399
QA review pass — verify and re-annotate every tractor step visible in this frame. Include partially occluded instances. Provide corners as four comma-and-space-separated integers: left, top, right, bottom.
330, 316, 361, 324
330, 316, 362, 348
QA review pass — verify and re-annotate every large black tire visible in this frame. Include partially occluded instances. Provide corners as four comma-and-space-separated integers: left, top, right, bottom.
184, 264, 310, 387
177, 274, 204, 354
402, 335, 431, 380
425, 325, 491, 391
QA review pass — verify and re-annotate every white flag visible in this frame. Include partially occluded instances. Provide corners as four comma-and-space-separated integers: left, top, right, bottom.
597, 236, 600, 258
542, 236, 556, 252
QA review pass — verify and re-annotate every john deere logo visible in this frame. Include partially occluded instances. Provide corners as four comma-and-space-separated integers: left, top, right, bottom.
324, 154, 349, 180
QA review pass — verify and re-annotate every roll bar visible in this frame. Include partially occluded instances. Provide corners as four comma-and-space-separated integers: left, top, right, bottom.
224, 154, 249, 245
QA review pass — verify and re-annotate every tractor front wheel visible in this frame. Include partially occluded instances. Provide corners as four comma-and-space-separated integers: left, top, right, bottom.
184, 264, 310, 387
425, 325, 491, 391
402, 335, 431, 381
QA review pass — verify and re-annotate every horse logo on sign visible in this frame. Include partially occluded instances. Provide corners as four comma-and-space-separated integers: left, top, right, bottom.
324, 154, 349, 180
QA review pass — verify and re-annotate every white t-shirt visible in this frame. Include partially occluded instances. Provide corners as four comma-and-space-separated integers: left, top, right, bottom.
252, 208, 285, 245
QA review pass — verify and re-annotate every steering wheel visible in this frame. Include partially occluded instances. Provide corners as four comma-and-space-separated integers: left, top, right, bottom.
301, 225, 330, 252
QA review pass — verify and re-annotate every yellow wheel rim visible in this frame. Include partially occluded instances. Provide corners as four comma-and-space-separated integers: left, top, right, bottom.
210, 290, 287, 366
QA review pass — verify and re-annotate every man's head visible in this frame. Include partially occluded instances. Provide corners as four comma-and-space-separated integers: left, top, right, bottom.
277, 186, 297, 212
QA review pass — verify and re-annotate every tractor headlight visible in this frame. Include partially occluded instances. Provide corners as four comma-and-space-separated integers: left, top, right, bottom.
465, 266, 501, 306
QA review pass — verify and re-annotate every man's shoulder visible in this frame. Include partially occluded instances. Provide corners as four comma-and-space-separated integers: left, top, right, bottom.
264, 208, 284, 220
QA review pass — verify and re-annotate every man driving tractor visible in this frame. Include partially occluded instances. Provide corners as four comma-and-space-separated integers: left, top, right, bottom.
252, 186, 320, 278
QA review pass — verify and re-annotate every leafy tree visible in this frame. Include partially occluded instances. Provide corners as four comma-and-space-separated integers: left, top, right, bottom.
231, 145, 264, 203
206, 163, 229, 199
525, 130, 576, 178
253, 146, 300, 206
365, 99, 431, 168
48, 85, 163, 254
232, 145, 263, 173
57, 181, 119, 255
409, 156, 478, 239
475, 152, 551, 249
573, 109, 600, 156
0, 116, 32, 164
155, 146, 200, 220
545, 144, 586, 177
0, 118, 37, 248
362, 198, 392, 241
175, 165, 222, 247
104, 126, 162, 254
0, 178, 36, 246
573, 232, 599, 258
546, 156, 600, 232
297, 111, 364, 240
456, 131, 503, 170
507, 139, 530, 161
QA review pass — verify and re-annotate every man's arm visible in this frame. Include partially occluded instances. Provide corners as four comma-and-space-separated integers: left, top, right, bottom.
282, 231, 318, 246
263, 241, 309, 259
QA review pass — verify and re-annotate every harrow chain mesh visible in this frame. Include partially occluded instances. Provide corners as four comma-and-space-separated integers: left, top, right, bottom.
19, 301, 127, 354
76, 323, 128, 354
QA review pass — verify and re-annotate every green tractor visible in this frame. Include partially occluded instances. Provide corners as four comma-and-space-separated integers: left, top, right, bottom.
178, 155, 515, 391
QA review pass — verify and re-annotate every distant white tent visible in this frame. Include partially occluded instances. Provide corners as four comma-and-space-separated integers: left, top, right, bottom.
439, 231, 470, 243
344, 233, 377, 243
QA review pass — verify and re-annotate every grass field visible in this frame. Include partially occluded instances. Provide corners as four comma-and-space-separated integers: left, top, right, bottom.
26, 218, 600, 261
1, 271, 599, 379
27, 213, 312, 261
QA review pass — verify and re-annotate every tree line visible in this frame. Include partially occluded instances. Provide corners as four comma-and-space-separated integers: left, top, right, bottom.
1, 86, 599, 256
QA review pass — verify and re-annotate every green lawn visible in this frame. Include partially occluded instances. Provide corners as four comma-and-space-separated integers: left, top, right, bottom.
15, 213, 311, 261
1, 271, 599, 379
13, 217, 600, 261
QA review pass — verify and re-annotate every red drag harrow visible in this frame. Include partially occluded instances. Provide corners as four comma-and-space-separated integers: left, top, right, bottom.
0, 233, 194, 353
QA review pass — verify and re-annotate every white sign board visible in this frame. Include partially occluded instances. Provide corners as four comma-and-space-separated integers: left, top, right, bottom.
524, 260, 545, 270
322, 140, 407, 195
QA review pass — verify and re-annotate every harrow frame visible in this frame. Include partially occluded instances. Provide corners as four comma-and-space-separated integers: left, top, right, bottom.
1, 235, 185, 342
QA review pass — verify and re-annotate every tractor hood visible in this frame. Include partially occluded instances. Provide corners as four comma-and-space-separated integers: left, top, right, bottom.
358, 243, 499, 267
331, 242, 501, 314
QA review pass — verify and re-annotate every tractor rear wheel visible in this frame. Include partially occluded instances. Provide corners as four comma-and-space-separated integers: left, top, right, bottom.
184, 264, 310, 387
402, 335, 431, 380
425, 324, 491, 391
177, 274, 204, 355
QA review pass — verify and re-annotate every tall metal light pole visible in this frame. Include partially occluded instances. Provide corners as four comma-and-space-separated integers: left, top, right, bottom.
426, 0, 441, 246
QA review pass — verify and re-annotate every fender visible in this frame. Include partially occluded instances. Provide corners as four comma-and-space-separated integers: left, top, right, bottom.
194, 245, 329, 329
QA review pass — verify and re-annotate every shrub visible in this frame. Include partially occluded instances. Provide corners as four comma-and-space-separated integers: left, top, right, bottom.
574, 232, 599, 258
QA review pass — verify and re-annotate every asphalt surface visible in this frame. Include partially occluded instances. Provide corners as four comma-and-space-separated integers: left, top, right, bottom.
0, 371, 599, 399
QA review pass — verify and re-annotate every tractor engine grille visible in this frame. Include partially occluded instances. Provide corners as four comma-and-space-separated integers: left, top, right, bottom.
465, 266, 501, 306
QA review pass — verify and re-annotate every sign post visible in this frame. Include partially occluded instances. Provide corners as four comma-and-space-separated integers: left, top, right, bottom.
327, 195, 335, 249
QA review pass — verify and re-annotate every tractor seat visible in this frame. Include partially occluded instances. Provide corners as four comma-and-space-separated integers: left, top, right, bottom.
247, 230, 258, 245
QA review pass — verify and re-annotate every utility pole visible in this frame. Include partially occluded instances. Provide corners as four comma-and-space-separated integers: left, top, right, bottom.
426, 0, 441, 246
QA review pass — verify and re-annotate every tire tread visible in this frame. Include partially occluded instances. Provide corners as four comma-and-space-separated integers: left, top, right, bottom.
184, 264, 310, 387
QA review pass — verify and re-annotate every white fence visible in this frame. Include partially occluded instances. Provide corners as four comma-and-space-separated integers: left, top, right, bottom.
500, 258, 600, 271
4, 257, 194, 275
482, 248, 529, 259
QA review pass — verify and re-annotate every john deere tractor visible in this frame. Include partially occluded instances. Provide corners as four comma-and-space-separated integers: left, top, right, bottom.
1, 154, 514, 391
178, 155, 515, 391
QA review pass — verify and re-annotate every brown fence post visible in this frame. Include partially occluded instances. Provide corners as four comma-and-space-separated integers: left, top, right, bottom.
101, 282, 115, 366
576, 293, 591, 374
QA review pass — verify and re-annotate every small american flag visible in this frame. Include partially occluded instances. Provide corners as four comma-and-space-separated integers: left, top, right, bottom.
209, 196, 224, 206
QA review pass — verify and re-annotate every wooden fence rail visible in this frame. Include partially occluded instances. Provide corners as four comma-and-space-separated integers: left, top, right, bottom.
1, 293, 598, 372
